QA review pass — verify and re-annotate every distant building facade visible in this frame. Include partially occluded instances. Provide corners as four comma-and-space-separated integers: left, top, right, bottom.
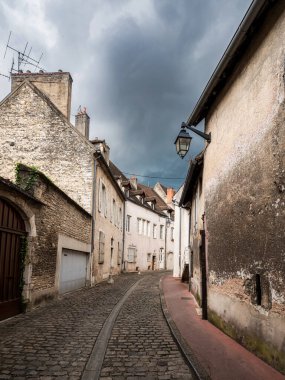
91, 140, 125, 283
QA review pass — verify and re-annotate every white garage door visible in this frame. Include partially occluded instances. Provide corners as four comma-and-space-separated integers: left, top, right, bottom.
60, 249, 88, 294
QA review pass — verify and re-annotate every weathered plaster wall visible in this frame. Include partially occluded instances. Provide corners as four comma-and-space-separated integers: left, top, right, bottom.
203, 3, 285, 371
0, 82, 95, 213
93, 163, 124, 283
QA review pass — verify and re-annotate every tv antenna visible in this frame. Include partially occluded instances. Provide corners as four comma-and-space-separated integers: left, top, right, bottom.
1, 31, 45, 80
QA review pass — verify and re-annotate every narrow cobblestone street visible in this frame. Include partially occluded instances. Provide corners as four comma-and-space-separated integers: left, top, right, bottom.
0, 272, 195, 380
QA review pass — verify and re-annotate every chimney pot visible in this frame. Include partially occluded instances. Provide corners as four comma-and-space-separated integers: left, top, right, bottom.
130, 177, 138, 190
167, 188, 175, 204
75, 106, 90, 139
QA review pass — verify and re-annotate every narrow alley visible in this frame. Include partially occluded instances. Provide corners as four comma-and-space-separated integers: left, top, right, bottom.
0, 272, 196, 380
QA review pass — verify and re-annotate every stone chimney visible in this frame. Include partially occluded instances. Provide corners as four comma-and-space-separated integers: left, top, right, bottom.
167, 188, 175, 204
75, 106, 90, 139
130, 177, 137, 190
91, 138, 110, 165
11, 71, 73, 120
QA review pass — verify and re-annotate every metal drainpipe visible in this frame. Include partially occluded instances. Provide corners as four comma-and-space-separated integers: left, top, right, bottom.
179, 206, 182, 277
122, 199, 126, 272
90, 157, 97, 286
164, 219, 167, 270
188, 206, 192, 292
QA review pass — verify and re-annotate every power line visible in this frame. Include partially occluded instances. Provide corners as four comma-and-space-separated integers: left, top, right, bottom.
122, 171, 185, 180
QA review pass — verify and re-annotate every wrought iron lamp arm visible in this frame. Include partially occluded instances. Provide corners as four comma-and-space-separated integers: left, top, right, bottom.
181, 122, 211, 142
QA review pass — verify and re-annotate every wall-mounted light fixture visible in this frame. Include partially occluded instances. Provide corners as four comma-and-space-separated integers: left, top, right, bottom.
174, 122, 211, 159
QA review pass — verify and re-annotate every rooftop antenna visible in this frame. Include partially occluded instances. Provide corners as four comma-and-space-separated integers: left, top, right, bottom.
2, 31, 45, 80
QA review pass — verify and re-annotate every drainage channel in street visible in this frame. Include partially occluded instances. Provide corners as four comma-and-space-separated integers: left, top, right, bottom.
81, 277, 143, 380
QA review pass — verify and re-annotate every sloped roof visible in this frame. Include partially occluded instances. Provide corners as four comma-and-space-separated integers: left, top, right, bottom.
0, 80, 95, 152
187, 0, 275, 126
95, 154, 125, 202
179, 151, 204, 208
109, 161, 170, 217
0, 176, 43, 204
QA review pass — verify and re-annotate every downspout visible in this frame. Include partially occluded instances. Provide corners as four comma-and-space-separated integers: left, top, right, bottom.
179, 206, 182, 277
90, 156, 97, 286
164, 218, 167, 270
188, 206, 192, 292
122, 199, 126, 272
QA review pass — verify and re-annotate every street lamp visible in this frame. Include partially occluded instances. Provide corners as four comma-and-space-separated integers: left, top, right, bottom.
174, 122, 211, 159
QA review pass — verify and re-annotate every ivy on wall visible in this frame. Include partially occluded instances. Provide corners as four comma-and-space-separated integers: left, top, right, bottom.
15, 163, 39, 192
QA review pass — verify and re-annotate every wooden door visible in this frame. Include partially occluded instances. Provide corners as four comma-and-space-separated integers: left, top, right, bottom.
0, 199, 26, 320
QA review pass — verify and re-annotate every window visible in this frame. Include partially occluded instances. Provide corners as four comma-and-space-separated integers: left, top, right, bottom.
147, 253, 151, 262
153, 224, 157, 239
98, 180, 107, 217
126, 215, 131, 232
117, 242, 122, 265
119, 207, 122, 230
128, 247, 136, 263
143, 219, 147, 235
159, 248, 164, 262
98, 231, 105, 263
111, 199, 115, 223
137, 218, 142, 235
160, 225, 164, 240
171, 227, 174, 241
199, 176, 203, 197
255, 274, 262, 306
147, 221, 150, 237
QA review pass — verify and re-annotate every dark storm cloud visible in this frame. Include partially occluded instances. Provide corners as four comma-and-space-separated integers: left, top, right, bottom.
0, 0, 252, 189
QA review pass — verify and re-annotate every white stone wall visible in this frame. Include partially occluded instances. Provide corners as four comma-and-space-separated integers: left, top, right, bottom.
124, 200, 168, 272
173, 187, 190, 278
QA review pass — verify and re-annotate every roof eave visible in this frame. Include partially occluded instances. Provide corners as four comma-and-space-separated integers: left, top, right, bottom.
187, 0, 272, 126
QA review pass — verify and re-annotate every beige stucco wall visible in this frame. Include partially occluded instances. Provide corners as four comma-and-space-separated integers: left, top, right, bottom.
201, 3, 285, 371
93, 163, 124, 283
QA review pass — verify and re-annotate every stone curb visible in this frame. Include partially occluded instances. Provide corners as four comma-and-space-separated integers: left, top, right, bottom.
159, 277, 210, 380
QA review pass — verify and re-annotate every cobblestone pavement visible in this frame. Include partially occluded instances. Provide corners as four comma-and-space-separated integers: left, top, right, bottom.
100, 272, 194, 380
0, 272, 195, 380
0, 274, 139, 380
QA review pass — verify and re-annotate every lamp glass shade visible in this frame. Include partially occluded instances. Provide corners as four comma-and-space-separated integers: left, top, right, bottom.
174, 128, 192, 159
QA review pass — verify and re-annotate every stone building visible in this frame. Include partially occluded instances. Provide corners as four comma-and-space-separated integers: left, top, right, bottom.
91, 139, 125, 283
180, 0, 285, 372
0, 164, 91, 320
153, 182, 175, 210
110, 163, 174, 272
0, 72, 95, 213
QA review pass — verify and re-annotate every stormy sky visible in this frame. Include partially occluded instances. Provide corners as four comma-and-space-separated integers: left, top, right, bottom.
0, 0, 252, 189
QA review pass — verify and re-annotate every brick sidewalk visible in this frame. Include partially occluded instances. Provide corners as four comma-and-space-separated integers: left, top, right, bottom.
161, 275, 285, 380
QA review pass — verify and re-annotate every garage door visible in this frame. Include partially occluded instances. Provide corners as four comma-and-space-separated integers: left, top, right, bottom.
59, 249, 88, 294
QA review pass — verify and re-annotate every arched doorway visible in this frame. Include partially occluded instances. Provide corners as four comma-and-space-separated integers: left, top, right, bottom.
0, 198, 26, 320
